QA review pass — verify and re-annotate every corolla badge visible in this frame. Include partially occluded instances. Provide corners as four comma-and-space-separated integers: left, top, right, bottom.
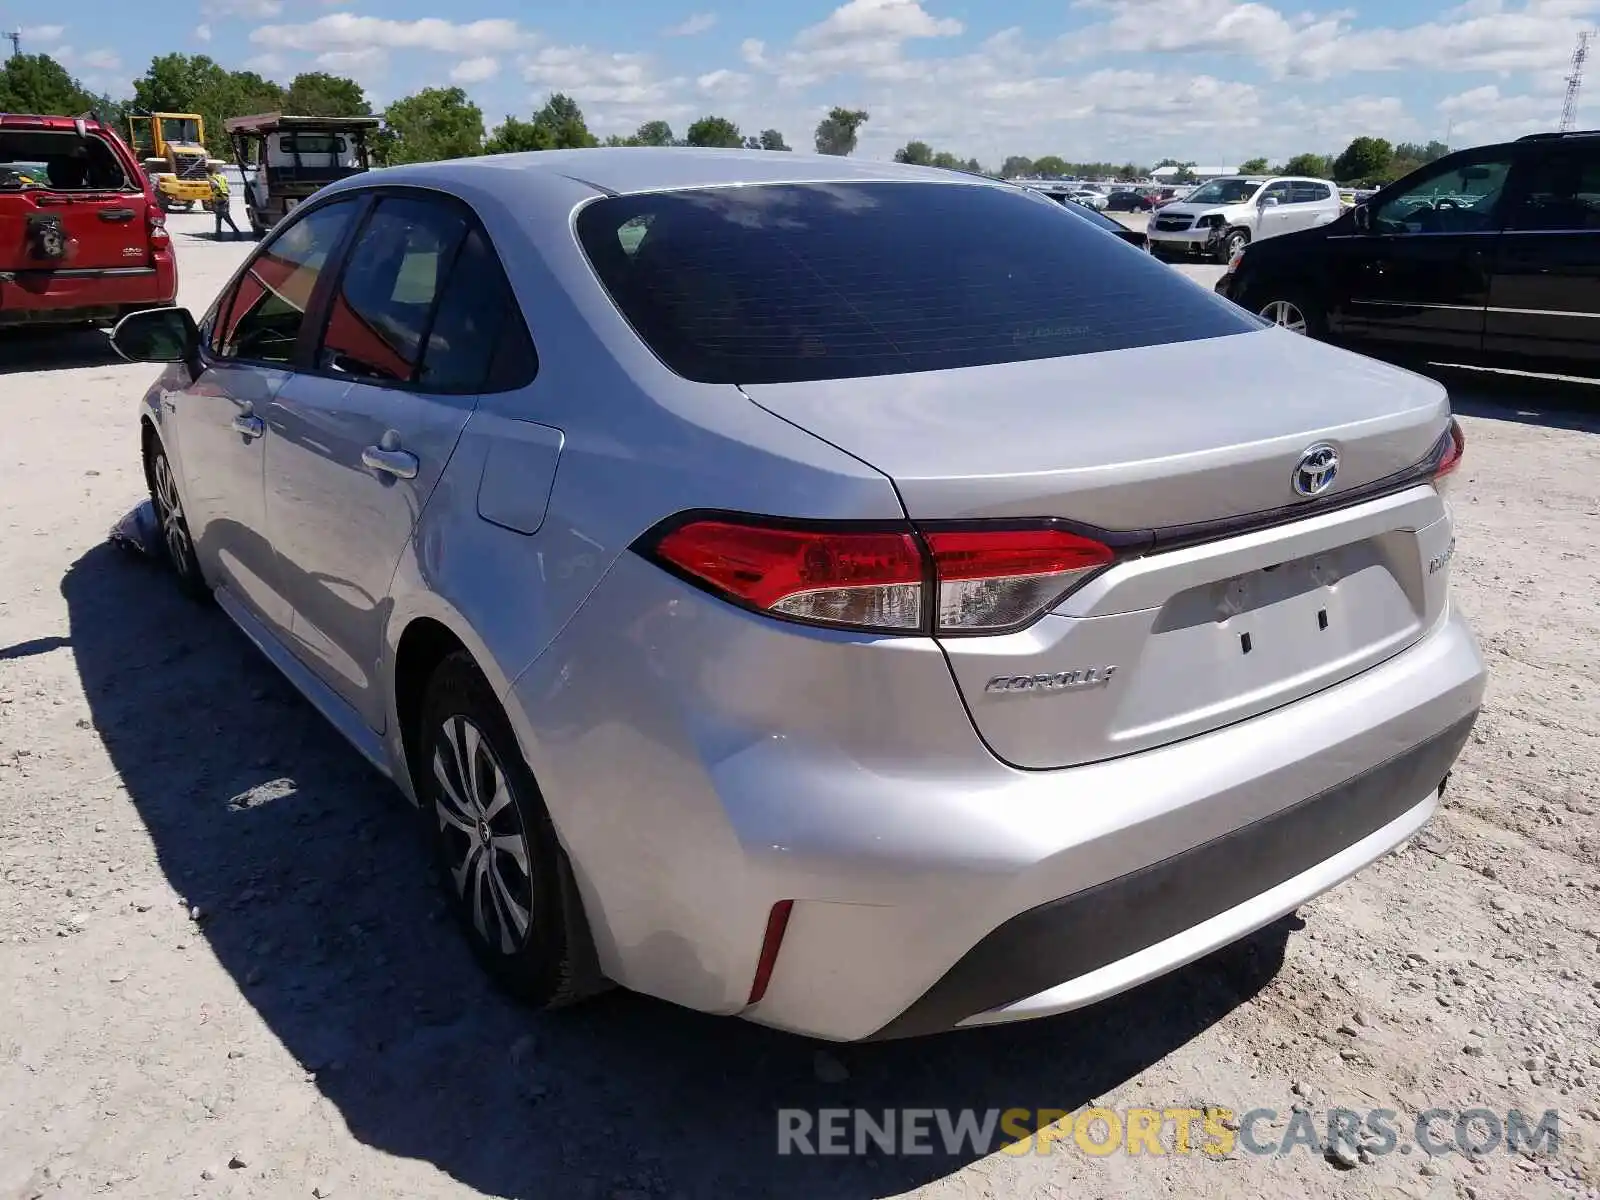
985, 667, 1117, 695
1292, 443, 1340, 497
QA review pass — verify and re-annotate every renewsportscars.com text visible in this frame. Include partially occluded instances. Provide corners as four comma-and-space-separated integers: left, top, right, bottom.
776, 1106, 1561, 1159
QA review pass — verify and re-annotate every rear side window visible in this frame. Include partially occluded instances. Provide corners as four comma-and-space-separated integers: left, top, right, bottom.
576, 182, 1255, 385
0, 131, 130, 191
418, 227, 536, 392
316, 195, 467, 382
1290, 182, 1332, 203
1507, 147, 1600, 231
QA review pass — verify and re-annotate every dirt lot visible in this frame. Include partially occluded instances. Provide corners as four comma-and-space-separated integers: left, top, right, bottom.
1, 208, 1598, 1200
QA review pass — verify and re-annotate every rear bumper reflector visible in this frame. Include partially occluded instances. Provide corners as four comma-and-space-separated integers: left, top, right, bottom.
747, 899, 795, 1005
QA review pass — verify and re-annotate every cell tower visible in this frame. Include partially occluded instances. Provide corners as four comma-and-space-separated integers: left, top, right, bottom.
1559, 31, 1591, 133
5, 29, 21, 57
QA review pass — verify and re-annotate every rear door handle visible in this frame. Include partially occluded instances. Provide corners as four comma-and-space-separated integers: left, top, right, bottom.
362, 446, 419, 479
232, 413, 265, 439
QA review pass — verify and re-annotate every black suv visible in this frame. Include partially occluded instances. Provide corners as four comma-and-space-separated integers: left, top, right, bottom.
1215, 130, 1600, 373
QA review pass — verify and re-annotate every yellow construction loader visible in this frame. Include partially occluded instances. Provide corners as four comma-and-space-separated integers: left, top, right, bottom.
126, 112, 226, 212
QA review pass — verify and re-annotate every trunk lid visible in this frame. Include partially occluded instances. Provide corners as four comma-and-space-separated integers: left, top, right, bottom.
742, 329, 1456, 769
0, 126, 152, 273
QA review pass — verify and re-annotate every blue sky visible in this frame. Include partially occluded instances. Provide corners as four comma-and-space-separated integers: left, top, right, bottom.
13, 0, 1594, 165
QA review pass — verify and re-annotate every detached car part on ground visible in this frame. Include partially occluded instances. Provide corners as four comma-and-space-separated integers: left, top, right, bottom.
0, 113, 177, 330
111, 149, 1484, 1042
1216, 130, 1600, 375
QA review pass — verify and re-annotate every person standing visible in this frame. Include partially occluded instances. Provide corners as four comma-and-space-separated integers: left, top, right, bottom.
208, 169, 240, 240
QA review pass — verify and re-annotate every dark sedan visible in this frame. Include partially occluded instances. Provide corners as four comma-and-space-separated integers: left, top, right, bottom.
1106, 189, 1155, 212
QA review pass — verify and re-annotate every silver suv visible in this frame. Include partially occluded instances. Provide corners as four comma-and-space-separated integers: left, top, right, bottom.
1148, 175, 1343, 261
110, 150, 1484, 1042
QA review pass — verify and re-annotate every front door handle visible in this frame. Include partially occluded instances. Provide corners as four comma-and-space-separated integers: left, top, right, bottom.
362, 445, 419, 479
232, 413, 265, 439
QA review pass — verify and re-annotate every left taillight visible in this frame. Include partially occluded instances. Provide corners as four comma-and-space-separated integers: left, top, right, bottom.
1432, 417, 1465, 494
641, 515, 1118, 636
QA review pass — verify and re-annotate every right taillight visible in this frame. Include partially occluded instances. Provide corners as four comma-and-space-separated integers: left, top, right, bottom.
147, 205, 170, 249
642, 515, 1118, 636
1432, 417, 1465, 495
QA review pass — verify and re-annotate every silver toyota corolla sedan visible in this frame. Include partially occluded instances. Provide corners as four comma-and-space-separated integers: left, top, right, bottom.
112, 148, 1485, 1041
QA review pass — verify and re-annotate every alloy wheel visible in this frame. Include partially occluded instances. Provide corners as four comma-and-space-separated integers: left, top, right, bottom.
431, 715, 535, 955
1259, 300, 1309, 335
151, 453, 196, 581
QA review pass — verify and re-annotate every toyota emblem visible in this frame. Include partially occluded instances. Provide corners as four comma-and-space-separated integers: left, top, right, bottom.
1293, 443, 1339, 497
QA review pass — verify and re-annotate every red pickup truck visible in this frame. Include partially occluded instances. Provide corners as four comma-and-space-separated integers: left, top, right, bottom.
0, 112, 178, 329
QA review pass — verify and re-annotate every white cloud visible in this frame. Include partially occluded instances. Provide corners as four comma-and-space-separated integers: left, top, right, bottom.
252, 14, 528, 56
316, 47, 386, 77
81, 49, 121, 72
244, 52, 286, 76
664, 12, 717, 37
204, 0, 283, 16
696, 68, 751, 98
520, 45, 684, 106
196, 23, 213, 42
1436, 84, 1561, 140
23, 24, 66, 44
745, 0, 965, 87
1063, 0, 1597, 80
450, 56, 500, 84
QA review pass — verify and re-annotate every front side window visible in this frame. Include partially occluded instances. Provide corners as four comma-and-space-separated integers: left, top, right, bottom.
576, 181, 1257, 385
217, 198, 360, 364
1183, 179, 1262, 205
317, 195, 467, 383
1259, 182, 1292, 205
1506, 147, 1600, 232
1371, 156, 1512, 235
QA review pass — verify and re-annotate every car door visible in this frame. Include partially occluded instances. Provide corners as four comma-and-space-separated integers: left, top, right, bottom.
1326, 149, 1513, 353
262, 191, 498, 731
1253, 181, 1295, 239
171, 196, 364, 634
1485, 141, 1600, 366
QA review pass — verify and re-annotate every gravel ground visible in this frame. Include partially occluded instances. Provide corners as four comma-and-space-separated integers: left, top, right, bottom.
1, 207, 1597, 1200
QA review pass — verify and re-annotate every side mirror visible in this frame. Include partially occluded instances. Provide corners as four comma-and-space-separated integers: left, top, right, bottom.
1260, 196, 1280, 207
111, 307, 200, 365
1353, 204, 1372, 233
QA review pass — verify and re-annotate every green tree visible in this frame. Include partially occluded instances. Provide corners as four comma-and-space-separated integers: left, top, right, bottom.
1395, 140, 1450, 165
130, 54, 286, 155
483, 114, 545, 154
531, 93, 597, 149
1238, 156, 1270, 173
1332, 136, 1393, 183
635, 119, 675, 146
1282, 152, 1332, 178
1031, 155, 1068, 177
813, 106, 868, 156
758, 128, 790, 151
1172, 163, 1198, 183
0, 53, 94, 116
282, 72, 370, 118
685, 114, 743, 147
893, 140, 934, 165
1000, 155, 1033, 178
380, 86, 484, 164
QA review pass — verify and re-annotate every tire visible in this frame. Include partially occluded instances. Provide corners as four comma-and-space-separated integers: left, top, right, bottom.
146, 437, 209, 602
1219, 229, 1249, 263
1251, 289, 1327, 339
417, 652, 594, 1008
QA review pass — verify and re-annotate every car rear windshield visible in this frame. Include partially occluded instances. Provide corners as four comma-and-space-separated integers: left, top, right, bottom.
575, 181, 1256, 385
0, 131, 131, 191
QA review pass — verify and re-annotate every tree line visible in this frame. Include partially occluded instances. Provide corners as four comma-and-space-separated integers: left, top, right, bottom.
2, 49, 1449, 186
0, 51, 876, 164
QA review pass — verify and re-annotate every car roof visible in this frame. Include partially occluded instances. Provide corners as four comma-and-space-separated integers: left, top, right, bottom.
359, 147, 1002, 198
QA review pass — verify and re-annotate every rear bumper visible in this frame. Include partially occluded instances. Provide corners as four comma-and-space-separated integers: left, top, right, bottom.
871, 712, 1469, 1038
0, 262, 177, 327
506, 542, 1486, 1041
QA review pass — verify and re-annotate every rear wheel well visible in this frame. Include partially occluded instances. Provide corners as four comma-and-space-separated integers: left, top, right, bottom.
394, 618, 469, 786
140, 418, 161, 493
